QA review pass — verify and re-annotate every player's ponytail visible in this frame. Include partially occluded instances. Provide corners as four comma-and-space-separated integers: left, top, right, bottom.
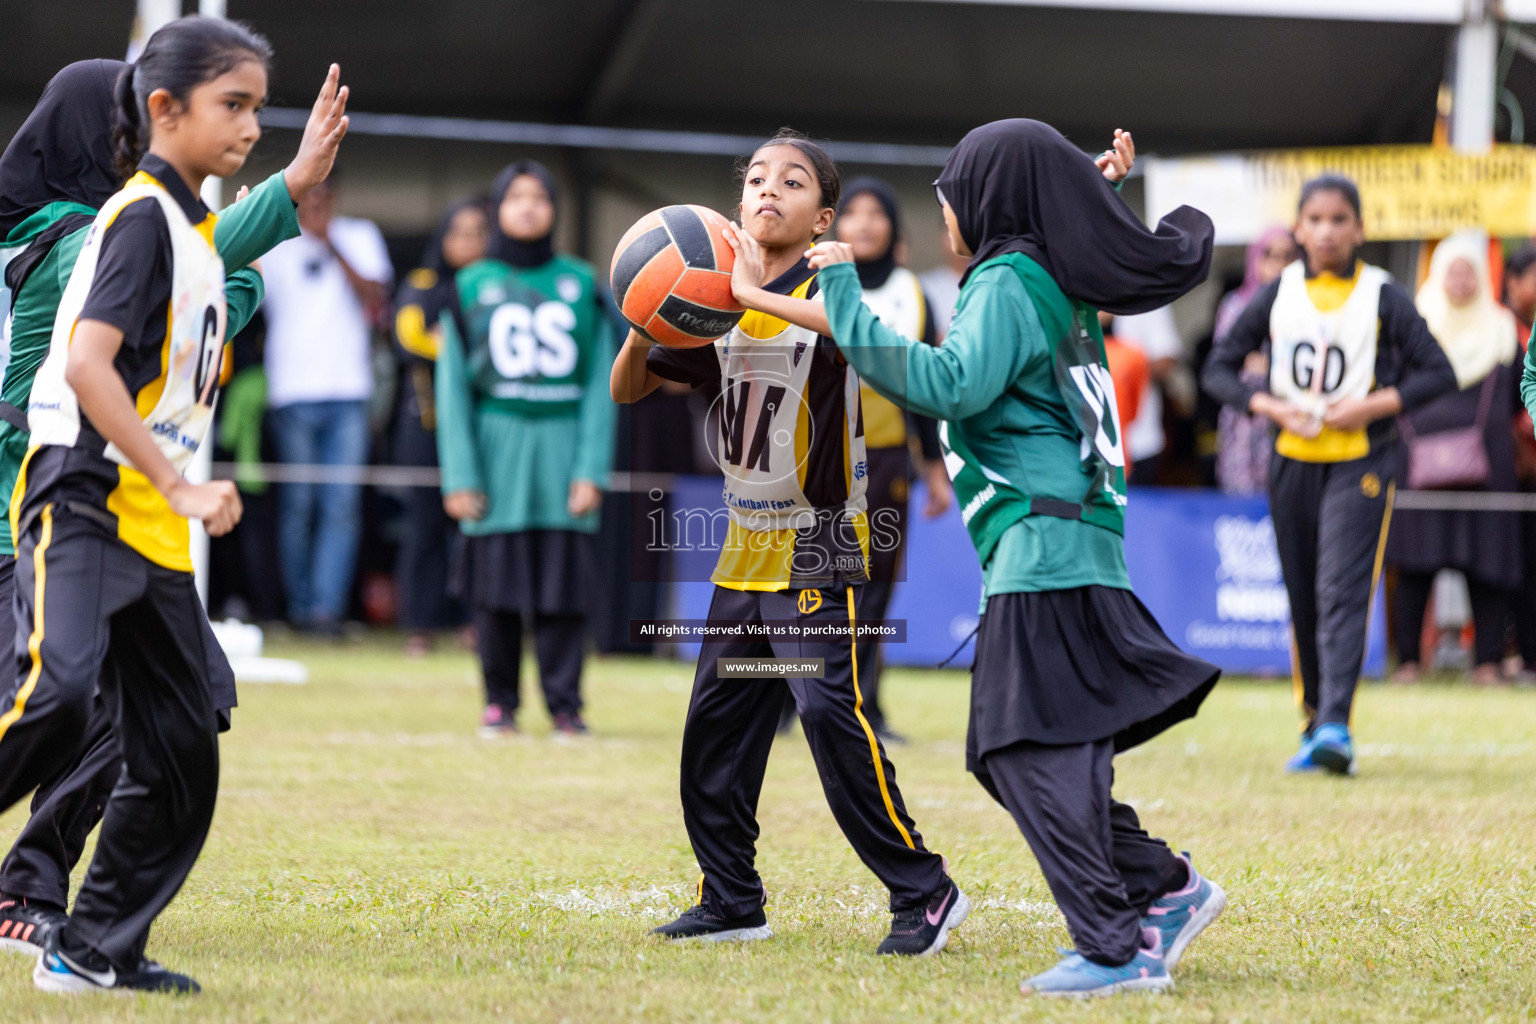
111, 15, 273, 182
112, 63, 142, 182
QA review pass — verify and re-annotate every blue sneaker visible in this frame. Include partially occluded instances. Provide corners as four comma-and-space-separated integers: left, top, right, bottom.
1020, 928, 1172, 998
1142, 854, 1226, 971
1307, 723, 1354, 775
1284, 732, 1323, 773
1285, 724, 1355, 775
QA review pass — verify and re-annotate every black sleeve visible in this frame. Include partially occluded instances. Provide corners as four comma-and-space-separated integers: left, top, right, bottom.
919, 290, 939, 348
1201, 277, 1278, 412
77, 198, 171, 351
646, 342, 719, 387
1377, 282, 1458, 413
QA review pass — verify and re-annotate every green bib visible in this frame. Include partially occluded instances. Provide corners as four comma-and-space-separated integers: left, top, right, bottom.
941, 253, 1128, 566
454, 255, 600, 417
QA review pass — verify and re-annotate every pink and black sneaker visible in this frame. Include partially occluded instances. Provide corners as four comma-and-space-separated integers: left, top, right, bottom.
477, 705, 519, 739
0, 896, 65, 956
876, 877, 971, 956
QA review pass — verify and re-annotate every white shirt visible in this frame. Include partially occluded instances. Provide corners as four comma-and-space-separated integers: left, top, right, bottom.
261, 216, 392, 407
918, 266, 962, 341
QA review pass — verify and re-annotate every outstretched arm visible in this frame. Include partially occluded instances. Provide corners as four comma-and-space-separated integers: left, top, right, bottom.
722, 223, 831, 336
214, 64, 349, 271
812, 245, 1036, 422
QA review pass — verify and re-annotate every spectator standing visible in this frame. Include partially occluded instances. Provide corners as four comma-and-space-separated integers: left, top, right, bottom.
1098, 312, 1149, 477
1114, 304, 1182, 484
1213, 227, 1297, 495
1388, 232, 1522, 685
260, 174, 392, 632
1502, 246, 1536, 676
437, 161, 615, 738
392, 200, 489, 654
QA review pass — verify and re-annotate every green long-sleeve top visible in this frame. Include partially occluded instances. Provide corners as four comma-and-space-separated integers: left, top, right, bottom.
0, 169, 299, 556
820, 259, 1130, 603
434, 287, 616, 537
1522, 332, 1536, 424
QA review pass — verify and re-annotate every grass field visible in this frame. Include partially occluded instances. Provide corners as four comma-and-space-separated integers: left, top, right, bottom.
3, 636, 1535, 1022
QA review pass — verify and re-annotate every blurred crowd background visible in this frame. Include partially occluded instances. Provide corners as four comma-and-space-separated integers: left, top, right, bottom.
6, 0, 1536, 681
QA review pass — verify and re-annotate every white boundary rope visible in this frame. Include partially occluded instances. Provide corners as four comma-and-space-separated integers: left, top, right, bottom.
209, 462, 1536, 510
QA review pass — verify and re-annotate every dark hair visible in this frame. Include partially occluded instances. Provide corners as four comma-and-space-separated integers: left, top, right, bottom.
113, 15, 272, 181
1297, 174, 1362, 219
738, 128, 841, 236
1507, 244, 1536, 281
1502, 244, 1536, 303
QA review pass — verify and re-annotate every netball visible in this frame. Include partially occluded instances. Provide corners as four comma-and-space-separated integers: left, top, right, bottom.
610, 204, 743, 348
6, 0, 1536, 1015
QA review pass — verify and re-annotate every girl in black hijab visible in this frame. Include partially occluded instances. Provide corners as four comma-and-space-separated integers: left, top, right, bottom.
436, 160, 616, 738
812, 119, 1224, 997
0, 59, 123, 300
393, 199, 490, 654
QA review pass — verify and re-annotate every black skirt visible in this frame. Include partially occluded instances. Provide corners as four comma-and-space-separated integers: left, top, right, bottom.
450, 529, 595, 616
965, 586, 1220, 772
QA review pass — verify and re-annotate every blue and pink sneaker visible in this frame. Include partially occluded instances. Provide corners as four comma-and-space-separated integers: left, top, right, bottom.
1142, 854, 1227, 971
1020, 927, 1172, 998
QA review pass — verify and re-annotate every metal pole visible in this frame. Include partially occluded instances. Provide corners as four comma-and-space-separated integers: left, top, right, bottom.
1452, 0, 1498, 152
185, 0, 228, 606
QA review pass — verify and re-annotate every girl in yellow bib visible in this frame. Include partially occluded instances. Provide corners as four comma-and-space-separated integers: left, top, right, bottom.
1203, 176, 1455, 776
0, 17, 348, 994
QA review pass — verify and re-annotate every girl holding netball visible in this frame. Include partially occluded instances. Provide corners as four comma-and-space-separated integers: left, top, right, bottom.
392, 199, 489, 655
612, 131, 966, 957
806, 120, 1227, 997
1204, 176, 1455, 775
0, 17, 347, 993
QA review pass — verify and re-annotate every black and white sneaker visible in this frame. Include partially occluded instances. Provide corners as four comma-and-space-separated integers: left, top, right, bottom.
876, 879, 970, 956
651, 904, 772, 943
0, 896, 65, 955
33, 928, 200, 995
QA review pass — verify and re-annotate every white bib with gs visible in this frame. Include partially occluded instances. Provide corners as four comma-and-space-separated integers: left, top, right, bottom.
30, 181, 227, 473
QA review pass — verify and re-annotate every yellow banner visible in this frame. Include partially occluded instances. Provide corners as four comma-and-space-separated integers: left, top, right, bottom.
1144, 145, 1536, 244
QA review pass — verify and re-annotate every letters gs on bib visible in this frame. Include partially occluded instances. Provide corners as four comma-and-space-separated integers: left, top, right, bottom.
488, 301, 578, 379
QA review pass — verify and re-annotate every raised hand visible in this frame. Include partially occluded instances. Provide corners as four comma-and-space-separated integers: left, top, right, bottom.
283, 63, 350, 201
1095, 129, 1135, 183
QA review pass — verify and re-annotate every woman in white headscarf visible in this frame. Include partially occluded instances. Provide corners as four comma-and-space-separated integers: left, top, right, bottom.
1387, 231, 1522, 685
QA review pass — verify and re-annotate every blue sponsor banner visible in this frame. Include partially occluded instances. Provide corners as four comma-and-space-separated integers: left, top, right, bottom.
1121, 488, 1386, 677
656, 477, 1384, 677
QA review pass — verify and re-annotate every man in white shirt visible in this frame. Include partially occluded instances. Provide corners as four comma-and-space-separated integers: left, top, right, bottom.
1112, 305, 1183, 485
260, 176, 392, 631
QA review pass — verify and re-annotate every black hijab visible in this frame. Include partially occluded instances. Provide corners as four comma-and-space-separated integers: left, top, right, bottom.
489, 160, 558, 268
935, 119, 1212, 315
836, 176, 901, 289
0, 59, 123, 295
419, 198, 488, 275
